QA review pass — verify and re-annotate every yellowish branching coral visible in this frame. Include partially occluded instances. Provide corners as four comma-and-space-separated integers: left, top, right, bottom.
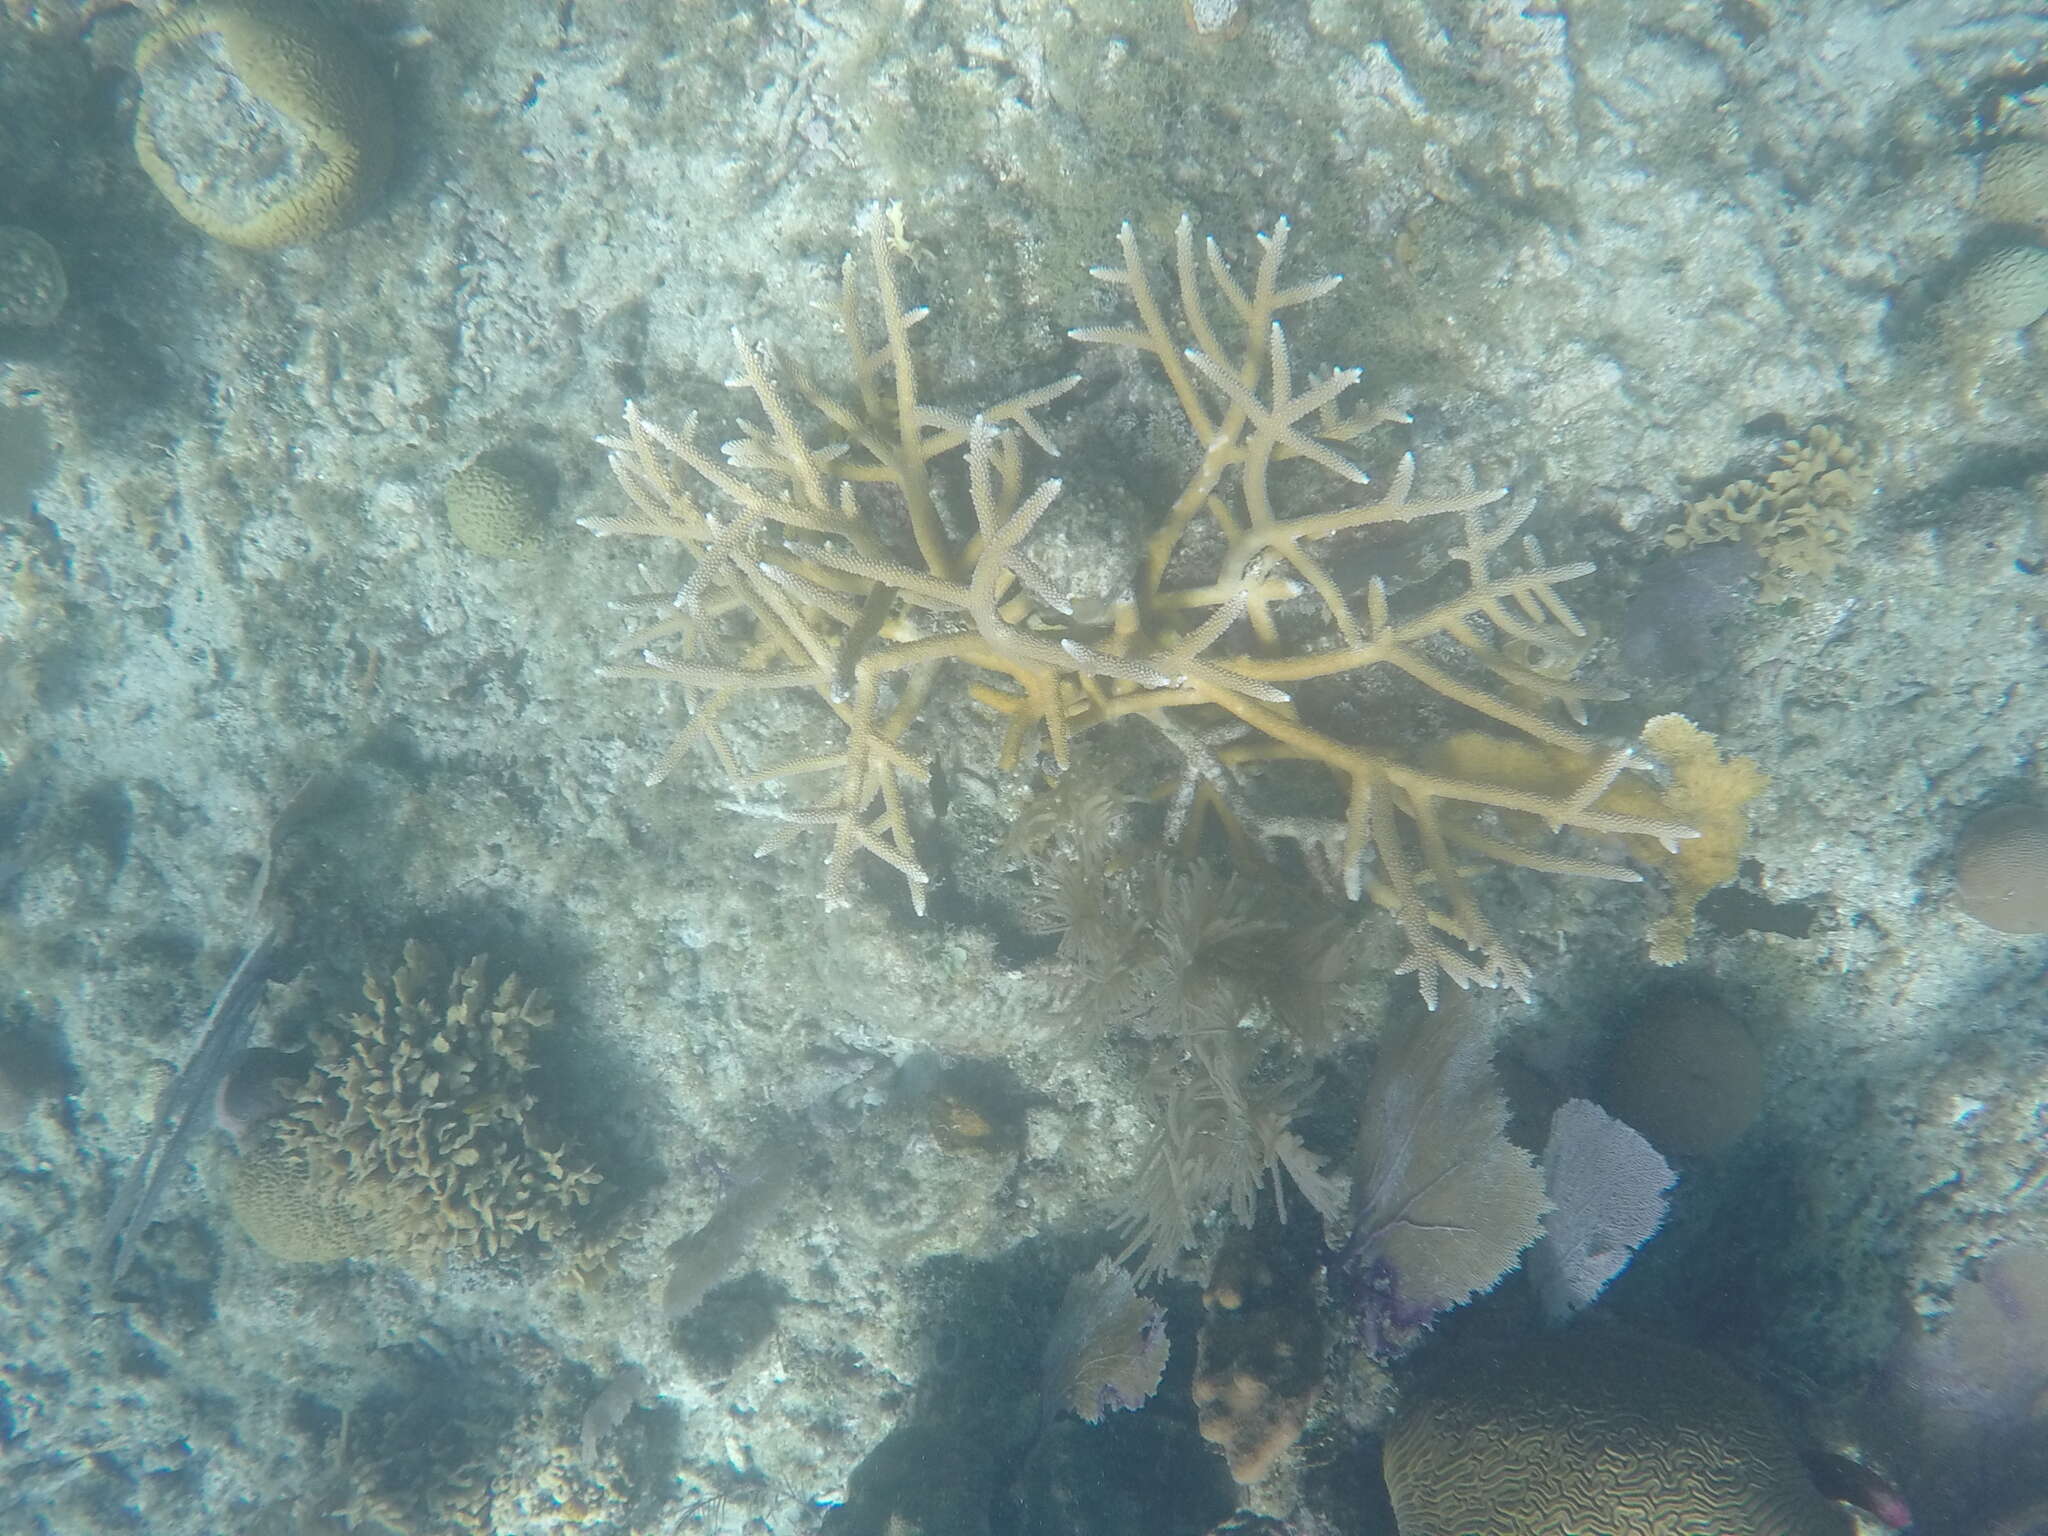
1625, 714, 1768, 965
250, 942, 599, 1268
588, 207, 1696, 1002
1664, 426, 1871, 599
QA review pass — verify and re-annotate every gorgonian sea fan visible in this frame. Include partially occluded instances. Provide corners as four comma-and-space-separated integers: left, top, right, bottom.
1040, 1257, 1170, 1425
1332, 1010, 1549, 1357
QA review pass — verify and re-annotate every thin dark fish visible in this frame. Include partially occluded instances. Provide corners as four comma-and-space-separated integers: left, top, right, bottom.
91, 775, 322, 1289
93, 922, 284, 1286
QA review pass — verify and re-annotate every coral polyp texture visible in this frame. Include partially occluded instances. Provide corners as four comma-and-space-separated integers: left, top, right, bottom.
588, 209, 1695, 1000
1663, 426, 1873, 600
235, 942, 599, 1269
1382, 1332, 1848, 1536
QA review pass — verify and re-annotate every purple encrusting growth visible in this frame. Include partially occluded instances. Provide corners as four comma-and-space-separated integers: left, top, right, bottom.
1095, 1303, 1169, 1418
1801, 1449, 1913, 1530
1618, 543, 1761, 679
1327, 1251, 1447, 1361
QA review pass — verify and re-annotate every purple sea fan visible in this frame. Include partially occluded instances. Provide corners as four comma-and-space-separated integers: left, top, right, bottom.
1528, 1098, 1676, 1323
1332, 1010, 1550, 1357
1040, 1257, 1170, 1425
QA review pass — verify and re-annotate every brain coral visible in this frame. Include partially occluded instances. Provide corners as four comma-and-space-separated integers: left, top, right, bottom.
1948, 246, 2048, 336
252, 942, 600, 1268
1981, 142, 2048, 228
1601, 986, 1763, 1157
133, 1, 393, 249
1955, 803, 2048, 934
445, 450, 550, 561
225, 1137, 365, 1262
1381, 1331, 1847, 1536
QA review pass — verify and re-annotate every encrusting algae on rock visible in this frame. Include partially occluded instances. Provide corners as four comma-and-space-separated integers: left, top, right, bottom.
1623, 714, 1768, 965
1426, 714, 1764, 967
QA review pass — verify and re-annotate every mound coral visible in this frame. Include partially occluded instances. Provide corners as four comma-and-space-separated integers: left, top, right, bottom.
0, 226, 65, 328
587, 208, 1694, 1001
1192, 1230, 1325, 1484
235, 942, 599, 1268
132, 1, 394, 249
445, 449, 552, 562
1981, 142, 2048, 229
1955, 802, 2048, 934
1382, 1331, 1848, 1536
1600, 985, 1763, 1157
1885, 1244, 2048, 1532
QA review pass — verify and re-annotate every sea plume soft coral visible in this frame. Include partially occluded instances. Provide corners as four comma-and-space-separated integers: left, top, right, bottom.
586, 207, 1694, 1000
1014, 812, 1349, 1278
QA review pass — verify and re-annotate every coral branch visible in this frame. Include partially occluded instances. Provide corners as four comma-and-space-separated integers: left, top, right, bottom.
587, 206, 1700, 990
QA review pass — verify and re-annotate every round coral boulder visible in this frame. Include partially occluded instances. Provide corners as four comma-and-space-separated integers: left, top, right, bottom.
1956, 803, 2048, 934
1600, 987, 1763, 1158
0, 227, 66, 327
445, 450, 552, 561
132, 2, 394, 249
1381, 1331, 1848, 1536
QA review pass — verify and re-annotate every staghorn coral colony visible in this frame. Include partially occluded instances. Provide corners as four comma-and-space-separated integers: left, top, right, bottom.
22, 0, 2048, 1524
564, 224, 1803, 1511
571, 217, 1787, 1456
587, 208, 1698, 1004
